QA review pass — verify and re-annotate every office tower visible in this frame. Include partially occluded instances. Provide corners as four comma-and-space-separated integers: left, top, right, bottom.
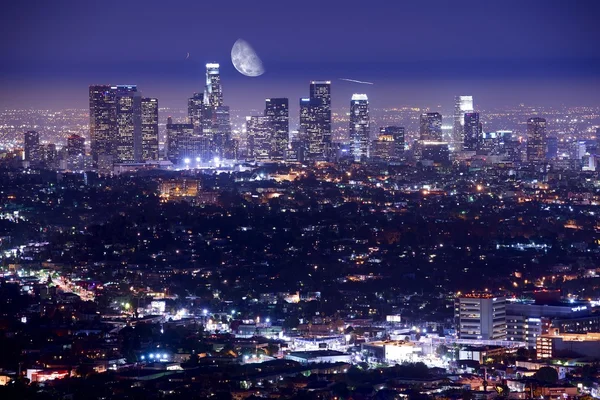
300, 81, 331, 161
204, 63, 223, 107
455, 294, 507, 340
246, 115, 271, 162
89, 85, 117, 164
43, 144, 58, 168
526, 117, 547, 164
265, 98, 289, 161
67, 134, 85, 156
166, 117, 195, 166
419, 112, 442, 141
141, 98, 159, 161
349, 94, 370, 162
24, 130, 40, 163
453, 95, 474, 150
187, 93, 204, 131
371, 126, 405, 163
546, 136, 558, 160
463, 112, 482, 151
212, 105, 232, 159
113, 85, 142, 163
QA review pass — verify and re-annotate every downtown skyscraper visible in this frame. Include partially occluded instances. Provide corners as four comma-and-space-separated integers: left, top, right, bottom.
463, 112, 482, 151
349, 94, 370, 162
201, 63, 233, 160
453, 95, 474, 150
526, 117, 547, 165
89, 85, 153, 170
299, 81, 331, 161
265, 98, 289, 161
246, 115, 271, 162
420, 112, 443, 141
141, 98, 159, 161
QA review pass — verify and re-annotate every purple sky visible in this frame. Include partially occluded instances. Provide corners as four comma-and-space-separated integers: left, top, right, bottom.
1, 0, 599, 111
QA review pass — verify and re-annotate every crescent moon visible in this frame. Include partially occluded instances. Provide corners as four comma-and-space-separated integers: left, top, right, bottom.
231, 39, 265, 77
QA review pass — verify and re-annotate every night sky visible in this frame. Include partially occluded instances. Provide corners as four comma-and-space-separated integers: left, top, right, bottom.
1, 0, 599, 112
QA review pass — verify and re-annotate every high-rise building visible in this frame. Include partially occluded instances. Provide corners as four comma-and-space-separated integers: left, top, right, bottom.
546, 136, 558, 160
114, 85, 142, 163
371, 126, 405, 163
141, 98, 159, 161
67, 134, 85, 156
89, 85, 116, 164
420, 112, 443, 141
166, 117, 195, 166
24, 130, 40, 163
300, 81, 331, 161
246, 115, 271, 162
526, 117, 547, 164
187, 93, 204, 132
453, 96, 474, 150
265, 98, 289, 161
212, 105, 232, 159
463, 112, 482, 151
204, 63, 223, 108
349, 94, 370, 161
455, 294, 507, 340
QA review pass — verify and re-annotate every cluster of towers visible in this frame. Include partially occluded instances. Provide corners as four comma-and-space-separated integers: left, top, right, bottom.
86, 66, 587, 171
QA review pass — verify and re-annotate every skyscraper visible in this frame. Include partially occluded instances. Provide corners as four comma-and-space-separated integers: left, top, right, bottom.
204, 63, 223, 108
246, 115, 271, 162
300, 81, 331, 161
166, 117, 195, 166
114, 85, 142, 163
24, 130, 40, 163
67, 134, 85, 156
371, 126, 405, 163
187, 93, 204, 132
453, 96, 474, 150
526, 117, 547, 164
141, 98, 159, 161
265, 98, 289, 161
463, 112, 482, 151
349, 94, 370, 161
89, 85, 116, 164
419, 112, 443, 141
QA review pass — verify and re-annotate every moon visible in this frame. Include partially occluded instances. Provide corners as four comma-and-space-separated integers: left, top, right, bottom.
231, 39, 265, 77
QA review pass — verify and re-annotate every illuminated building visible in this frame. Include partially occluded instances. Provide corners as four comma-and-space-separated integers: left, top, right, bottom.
113, 85, 142, 163
246, 115, 271, 162
463, 112, 482, 151
187, 92, 204, 130
546, 136, 558, 159
166, 117, 195, 166
537, 330, 600, 359
265, 98, 289, 161
89, 85, 116, 165
24, 130, 40, 163
349, 94, 370, 161
415, 140, 449, 164
526, 117, 547, 164
455, 294, 507, 340
420, 112, 442, 141
300, 81, 331, 161
204, 63, 223, 107
141, 98, 159, 161
371, 126, 404, 163
159, 179, 200, 199
67, 134, 85, 156
453, 95, 474, 150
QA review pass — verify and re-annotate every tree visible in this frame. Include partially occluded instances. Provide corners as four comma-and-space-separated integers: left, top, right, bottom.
534, 367, 558, 384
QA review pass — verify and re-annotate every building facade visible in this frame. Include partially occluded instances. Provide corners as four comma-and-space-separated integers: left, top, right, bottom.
349, 94, 370, 162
